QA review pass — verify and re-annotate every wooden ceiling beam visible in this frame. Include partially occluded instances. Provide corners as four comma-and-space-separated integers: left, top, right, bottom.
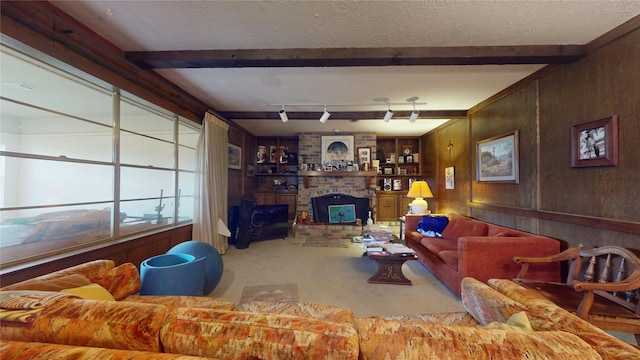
219, 110, 468, 120
126, 45, 586, 69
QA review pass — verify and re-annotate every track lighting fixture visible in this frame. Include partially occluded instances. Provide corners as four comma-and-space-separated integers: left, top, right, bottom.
383, 108, 394, 122
319, 106, 331, 123
408, 96, 420, 123
271, 97, 425, 123
278, 106, 288, 123
409, 110, 419, 123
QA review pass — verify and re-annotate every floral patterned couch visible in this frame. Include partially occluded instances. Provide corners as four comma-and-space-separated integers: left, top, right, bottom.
1, 259, 637, 359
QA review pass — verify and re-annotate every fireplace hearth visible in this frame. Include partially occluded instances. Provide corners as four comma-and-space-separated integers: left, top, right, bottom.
311, 194, 370, 224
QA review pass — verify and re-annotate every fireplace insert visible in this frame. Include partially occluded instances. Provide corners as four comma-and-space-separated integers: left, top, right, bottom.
311, 194, 369, 224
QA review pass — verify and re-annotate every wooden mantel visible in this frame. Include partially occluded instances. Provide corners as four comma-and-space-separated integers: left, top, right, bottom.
298, 171, 378, 189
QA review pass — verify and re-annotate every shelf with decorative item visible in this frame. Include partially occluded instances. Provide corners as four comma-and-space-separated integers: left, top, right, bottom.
298, 171, 378, 189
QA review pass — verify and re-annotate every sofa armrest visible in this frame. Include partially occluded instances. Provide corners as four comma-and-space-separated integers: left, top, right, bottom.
458, 236, 561, 284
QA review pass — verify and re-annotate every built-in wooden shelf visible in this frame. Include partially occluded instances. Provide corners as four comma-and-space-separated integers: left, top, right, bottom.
298, 171, 378, 189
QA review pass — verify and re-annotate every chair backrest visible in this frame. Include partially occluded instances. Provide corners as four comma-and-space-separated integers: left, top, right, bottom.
567, 246, 640, 315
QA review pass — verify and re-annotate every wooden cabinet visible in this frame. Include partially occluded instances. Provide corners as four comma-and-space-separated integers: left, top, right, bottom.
376, 193, 398, 221
255, 191, 298, 222
376, 191, 413, 221
255, 136, 299, 193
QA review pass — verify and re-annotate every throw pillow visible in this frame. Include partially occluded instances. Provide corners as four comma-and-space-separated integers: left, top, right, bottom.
61, 283, 115, 301
484, 311, 532, 331
92, 262, 141, 300
417, 215, 449, 235
441, 214, 488, 240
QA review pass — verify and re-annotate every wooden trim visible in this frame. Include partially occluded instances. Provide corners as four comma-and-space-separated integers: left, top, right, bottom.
126, 45, 586, 69
435, 199, 640, 235
219, 110, 468, 121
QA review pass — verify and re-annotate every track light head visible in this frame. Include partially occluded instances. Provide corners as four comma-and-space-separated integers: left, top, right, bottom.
409, 110, 419, 123
278, 109, 288, 123
319, 107, 330, 123
383, 109, 394, 122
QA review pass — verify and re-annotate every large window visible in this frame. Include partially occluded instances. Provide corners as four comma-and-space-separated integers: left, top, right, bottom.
0, 42, 199, 267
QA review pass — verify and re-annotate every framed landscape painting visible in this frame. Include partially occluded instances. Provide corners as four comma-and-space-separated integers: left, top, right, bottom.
228, 143, 242, 169
476, 130, 519, 183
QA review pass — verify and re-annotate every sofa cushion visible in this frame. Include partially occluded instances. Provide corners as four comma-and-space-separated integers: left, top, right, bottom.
436, 250, 459, 269
420, 237, 458, 254
238, 301, 356, 326
0, 340, 211, 359
378, 312, 479, 326
123, 295, 236, 312
0, 298, 168, 352
160, 308, 359, 359
91, 263, 141, 301
460, 277, 531, 326
440, 214, 488, 241
356, 317, 600, 360
417, 215, 449, 234
0, 274, 92, 292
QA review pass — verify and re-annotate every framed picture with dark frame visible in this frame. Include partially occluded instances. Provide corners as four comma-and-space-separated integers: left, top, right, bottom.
571, 115, 619, 168
228, 143, 242, 170
476, 130, 519, 183
357, 147, 371, 165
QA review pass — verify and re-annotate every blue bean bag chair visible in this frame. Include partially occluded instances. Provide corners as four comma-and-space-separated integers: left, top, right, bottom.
168, 241, 224, 294
139, 253, 206, 296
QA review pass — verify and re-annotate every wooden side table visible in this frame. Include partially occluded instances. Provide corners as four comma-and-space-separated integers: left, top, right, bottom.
367, 253, 417, 286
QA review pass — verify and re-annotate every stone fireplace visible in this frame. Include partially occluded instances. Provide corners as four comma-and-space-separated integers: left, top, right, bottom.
294, 132, 377, 246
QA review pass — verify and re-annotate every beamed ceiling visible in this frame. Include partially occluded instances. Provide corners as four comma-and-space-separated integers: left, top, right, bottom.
3, 1, 640, 136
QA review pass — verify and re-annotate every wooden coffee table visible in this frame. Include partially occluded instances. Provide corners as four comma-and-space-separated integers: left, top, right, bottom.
367, 252, 417, 286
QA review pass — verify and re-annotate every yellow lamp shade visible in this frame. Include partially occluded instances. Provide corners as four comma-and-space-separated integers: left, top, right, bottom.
407, 181, 433, 214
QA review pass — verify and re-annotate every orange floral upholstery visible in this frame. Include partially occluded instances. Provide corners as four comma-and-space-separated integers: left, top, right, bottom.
356, 317, 600, 359
0, 298, 168, 352
487, 279, 640, 360
0, 340, 214, 360
377, 311, 479, 326
124, 295, 236, 312
238, 301, 356, 326
91, 263, 141, 300
160, 308, 359, 360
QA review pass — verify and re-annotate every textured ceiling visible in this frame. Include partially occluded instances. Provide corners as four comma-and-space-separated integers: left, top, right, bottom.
43, 1, 640, 136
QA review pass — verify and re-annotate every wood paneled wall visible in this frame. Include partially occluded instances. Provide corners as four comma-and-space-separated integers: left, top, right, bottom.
1, 225, 193, 286
426, 27, 640, 250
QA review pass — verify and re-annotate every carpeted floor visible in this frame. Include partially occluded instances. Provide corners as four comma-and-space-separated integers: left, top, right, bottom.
209, 236, 465, 318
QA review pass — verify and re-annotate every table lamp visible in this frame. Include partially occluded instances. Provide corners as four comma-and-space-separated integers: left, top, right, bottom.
406, 180, 433, 214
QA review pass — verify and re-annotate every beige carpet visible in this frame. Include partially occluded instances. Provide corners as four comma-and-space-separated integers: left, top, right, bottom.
209, 236, 465, 318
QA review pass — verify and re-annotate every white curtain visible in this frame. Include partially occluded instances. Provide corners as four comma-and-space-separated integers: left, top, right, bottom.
193, 112, 230, 254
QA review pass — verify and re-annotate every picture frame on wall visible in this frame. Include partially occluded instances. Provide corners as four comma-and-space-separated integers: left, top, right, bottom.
357, 147, 371, 165
228, 143, 242, 170
445, 166, 455, 189
321, 135, 354, 164
246, 163, 255, 177
571, 115, 619, 168
476, 130, 519, 183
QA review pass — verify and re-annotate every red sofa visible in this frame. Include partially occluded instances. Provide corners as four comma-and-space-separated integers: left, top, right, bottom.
405, 213, 561, 296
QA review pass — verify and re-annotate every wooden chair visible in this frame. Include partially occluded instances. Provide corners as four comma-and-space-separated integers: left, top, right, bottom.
513, 245, 640, 343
